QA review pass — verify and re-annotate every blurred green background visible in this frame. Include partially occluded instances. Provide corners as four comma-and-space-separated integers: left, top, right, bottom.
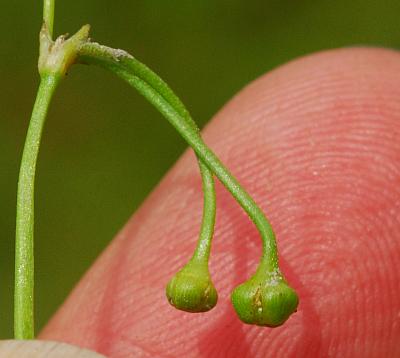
1, 0, 400, 337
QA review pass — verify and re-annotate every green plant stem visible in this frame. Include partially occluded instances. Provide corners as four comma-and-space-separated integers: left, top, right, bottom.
78, 43, 278, 271
43, 0, 55, 38
15, 73, 60, 339
14, 18, 88, 338
79, 44, 217, 265
193, 161, 216, 261
133, 52, 217, 262
136, 56, 217, 263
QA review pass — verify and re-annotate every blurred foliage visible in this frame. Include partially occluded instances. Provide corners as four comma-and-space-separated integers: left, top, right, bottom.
1, 0, 400, 337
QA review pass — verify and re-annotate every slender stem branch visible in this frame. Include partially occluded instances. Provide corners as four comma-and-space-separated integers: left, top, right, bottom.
132, 52, 217, 264
78, 43, 278, 270
15, 74, 60, 339
43, 0, 55, 38
193, 160, 216, 262
78, 44, 217, 266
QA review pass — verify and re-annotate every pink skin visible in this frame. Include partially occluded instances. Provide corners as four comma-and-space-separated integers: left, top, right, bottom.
40, 48, 400, 357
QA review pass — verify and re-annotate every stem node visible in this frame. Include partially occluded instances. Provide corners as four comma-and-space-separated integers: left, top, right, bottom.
39, 24, 90, 78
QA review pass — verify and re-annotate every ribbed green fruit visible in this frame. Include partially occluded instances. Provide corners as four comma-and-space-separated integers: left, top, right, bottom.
166, 260, 218, 313
231, 271, 298, 327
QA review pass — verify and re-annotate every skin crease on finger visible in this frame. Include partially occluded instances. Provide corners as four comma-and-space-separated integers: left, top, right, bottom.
40, 47, 400, 358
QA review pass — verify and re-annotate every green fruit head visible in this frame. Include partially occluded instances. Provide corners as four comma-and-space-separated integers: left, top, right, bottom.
166, 260, 218, 313
231, 271, 298, 327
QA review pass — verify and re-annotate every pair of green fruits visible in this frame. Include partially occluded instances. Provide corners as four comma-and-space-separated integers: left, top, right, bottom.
166, 258, 299, 327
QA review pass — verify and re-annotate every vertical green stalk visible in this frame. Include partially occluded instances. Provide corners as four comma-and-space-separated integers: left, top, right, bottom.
14, 8, 89, 335
43, 0, 55, 38
15, 74, 60, 339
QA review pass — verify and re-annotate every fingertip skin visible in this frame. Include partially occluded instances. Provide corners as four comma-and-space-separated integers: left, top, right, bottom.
41, 47, 400, 357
